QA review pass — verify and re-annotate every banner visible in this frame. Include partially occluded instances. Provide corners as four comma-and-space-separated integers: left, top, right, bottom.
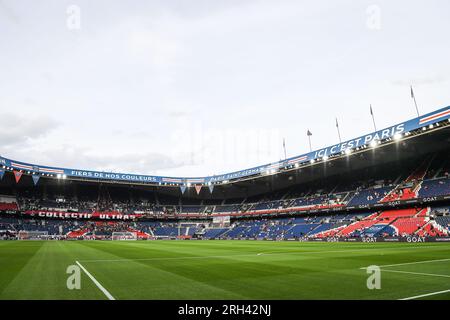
32, 174, 40, 186
180, 185, 187, 194
22, 210, 143, 220
208, 184, 214, 193
0, 168, 4, 180
212, 215, 230, 225
195, 185, 202, 195
13, 170, 23, 183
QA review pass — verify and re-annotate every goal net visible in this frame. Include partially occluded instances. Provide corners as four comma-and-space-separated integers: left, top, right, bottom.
112, 231, 137, 241
18, 230, 49, 240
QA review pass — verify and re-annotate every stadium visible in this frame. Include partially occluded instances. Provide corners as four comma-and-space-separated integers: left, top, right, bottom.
0, 106, 449, 300
3, 2, 450, 313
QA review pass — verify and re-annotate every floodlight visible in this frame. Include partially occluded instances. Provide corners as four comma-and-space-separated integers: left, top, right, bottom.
370, 140, 378, 148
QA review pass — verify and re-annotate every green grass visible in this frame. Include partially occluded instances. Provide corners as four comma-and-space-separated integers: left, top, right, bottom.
0, 240, 449, 300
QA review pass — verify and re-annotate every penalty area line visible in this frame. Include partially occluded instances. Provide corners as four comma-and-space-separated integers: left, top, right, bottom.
359, 257, 450, 270
381, 269, 450, 279
75, 260, 116, 300
399, 288, 450, 300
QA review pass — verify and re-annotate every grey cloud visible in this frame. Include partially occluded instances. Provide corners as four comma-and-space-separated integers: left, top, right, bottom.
0, 0, 20, 24
0, 114, 58, 147
87, 152, 183, 174
392, 75, 447, 86
167, 110, 192, 119
5, 144, 186, 175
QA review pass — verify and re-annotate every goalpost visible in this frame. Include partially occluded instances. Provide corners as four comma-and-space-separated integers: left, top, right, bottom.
111, 231, 137, 241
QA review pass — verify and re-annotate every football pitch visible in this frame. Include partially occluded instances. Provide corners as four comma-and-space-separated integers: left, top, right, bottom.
0, 240, 449, 300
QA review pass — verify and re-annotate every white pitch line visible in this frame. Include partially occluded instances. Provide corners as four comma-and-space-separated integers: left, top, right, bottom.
75, 261, 115, 300
381, 269, 450, 279
378, 258, 450, 268
79, 250, 346, 263
79, 253, 260, 263
359, 258, 450, 270
80, 245, 448, 263
399, 288, 450, 300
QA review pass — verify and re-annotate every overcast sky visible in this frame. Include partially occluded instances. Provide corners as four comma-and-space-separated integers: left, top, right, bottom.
0, 0, 449, 177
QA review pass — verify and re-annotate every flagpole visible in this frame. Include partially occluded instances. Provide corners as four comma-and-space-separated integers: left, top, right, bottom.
370, 104, 377, 132
307, 130, 312, 152
335, 117, 342, 143
411, 85, 420, 117
283, 138, 287, 161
